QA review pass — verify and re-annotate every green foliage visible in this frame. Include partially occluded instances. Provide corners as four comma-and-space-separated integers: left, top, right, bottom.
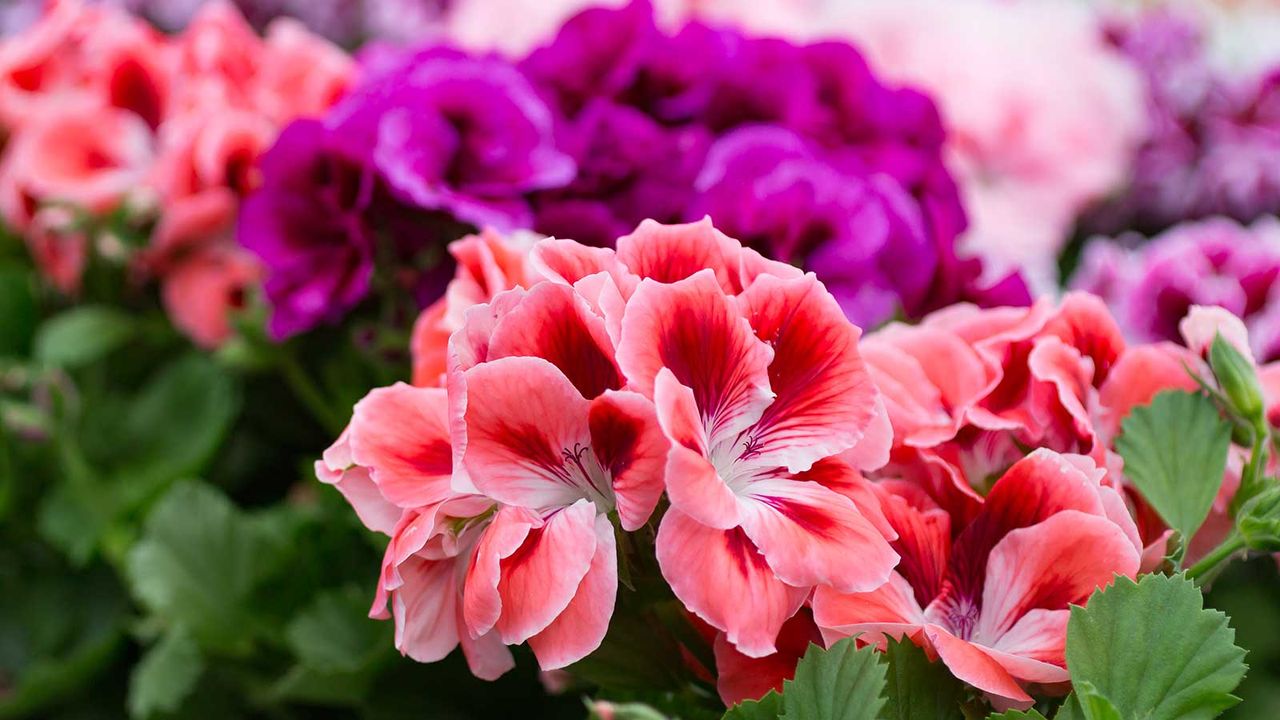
1066, 573, 1247, 719
723, 692, 782, 720
285, 586, 390, 675
986, 711, 1049, 720
881, 638, 964, 720
126, 480, 289, 653
1236, 486, 1280, 552
0, 262, 36, 357
778, 638, 886, 720
34, 307, 136, 368
1116, 390, 1232, 549
127, 629, 203, 719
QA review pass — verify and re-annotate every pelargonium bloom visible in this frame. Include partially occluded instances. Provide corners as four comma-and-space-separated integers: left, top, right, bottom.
1072, 216, 1280, 362
812, 451, 1141, 707
335, 46, 575, 231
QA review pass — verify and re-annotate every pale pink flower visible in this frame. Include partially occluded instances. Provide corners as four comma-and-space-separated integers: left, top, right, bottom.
818, 0, 1146, 290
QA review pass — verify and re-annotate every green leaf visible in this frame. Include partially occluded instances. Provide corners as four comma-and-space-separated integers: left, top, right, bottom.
1116, 390, 1231, 545
126, 480, 288, 652
1074, 682, 1123, 720
723, 691, 781, 720
881, 638, 964, 720
128, 628, 203, 719
34, 306, 136, 368
1066, 573, 1247, 720
286, 586, 389, 674
779, 638, 886, 720
106, 354, 239, 497
0, 262, 36, 357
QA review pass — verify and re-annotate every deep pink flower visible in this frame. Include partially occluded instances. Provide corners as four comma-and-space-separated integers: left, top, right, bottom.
813, 451, 1141, 707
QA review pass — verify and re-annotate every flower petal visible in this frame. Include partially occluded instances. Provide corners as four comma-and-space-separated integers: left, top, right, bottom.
739, 478, 898, 593
348, 383, 454, 508
527, 514, 618, 669
487, 282, 623, 399
654, 368, 741, 529
461, 356, 595, 510
617, 270, 774, 444
656, 508, 806, 658
589, 390, 669, 531
737, 272, 880, 472
391, 555, 461, 663
494, 500, 600, 645
616, 217, 744, 291
925, 624, 1032, 704
974, 511, 1139, 645
714, 610, 821, 707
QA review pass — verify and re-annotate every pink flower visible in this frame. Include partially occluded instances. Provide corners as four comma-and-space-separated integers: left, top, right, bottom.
254, 17, 354, 124
410, 228, 542, 386
589, 220, 897, 658
23, 206, 87, 294
0, 100, 153, 224
817, 0, 1145, 290
813, 451, 1141, 707
865, 293, 1126, 521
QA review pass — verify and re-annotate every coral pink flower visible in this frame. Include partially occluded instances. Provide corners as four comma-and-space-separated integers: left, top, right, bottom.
160, 244, 259, 349
559, 221, 899, 658
448, 278, 670, 668
253, 17, 354, 124
813, 451, 1141, 707
410, 228, 542, 386
0, 100, 153, 222
23, 206, 87, 294
865, 293, 1127, 521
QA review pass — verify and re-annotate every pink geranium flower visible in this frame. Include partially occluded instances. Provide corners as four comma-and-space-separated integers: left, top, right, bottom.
813, 450, 1141, 708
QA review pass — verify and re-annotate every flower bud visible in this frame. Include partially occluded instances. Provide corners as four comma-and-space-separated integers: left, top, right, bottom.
1210, 333, 1265, 425
586, 701, 670, 720
1237, 485, 1280, 552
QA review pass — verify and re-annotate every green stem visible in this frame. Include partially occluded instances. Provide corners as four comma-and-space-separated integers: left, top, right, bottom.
1186, 533, 1247, 582
1231, 422, 1271, 517
277, 349, 345, 435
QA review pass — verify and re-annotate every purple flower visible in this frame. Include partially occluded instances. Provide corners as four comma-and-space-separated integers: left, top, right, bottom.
531, 99, 710, 247
331, 47, 575, 231
1085, 10, 1280, 234
239, 120, 378, 339
1073, 216, 1280, 361
691, 126, 934, 326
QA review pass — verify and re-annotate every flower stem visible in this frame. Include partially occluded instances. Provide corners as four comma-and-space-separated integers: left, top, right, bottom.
1186, 533, 1247, 582
278, 349, 345, 435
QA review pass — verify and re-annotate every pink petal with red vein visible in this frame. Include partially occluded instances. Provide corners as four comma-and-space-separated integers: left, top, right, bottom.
654, 369, 741, 529
528, 513, 618, 669
494, 500, 600, 645
463, 506, 538, 637
532, 237, 637, 296
316, 430, 401, 535
811, 572, 927, 636
348, 383, 454, 509
925, 624, 1032, 704
714, 610, 820, 706
617, 271, 774, 442
461, 356, 595, 510
975, 512, 1139, 644
616, 217, 744, 291
739, 478, 898, 593
656, 508, 806, 658
589, 390, 669, 531
737, 273, 879, 472
391, 555, 461, 663
487, 282, 622, 399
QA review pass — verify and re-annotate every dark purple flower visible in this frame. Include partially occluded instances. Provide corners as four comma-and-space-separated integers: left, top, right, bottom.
691, 126, 934, 326
531, 99, 710, 246
1073, 216, 1280, 361
239, 119, 377, 339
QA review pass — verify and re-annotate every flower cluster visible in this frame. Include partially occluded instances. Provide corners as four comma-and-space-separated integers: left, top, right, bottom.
319, 219, 897, 678
0, 0, 352, 346
1074, 216, 1280, 362
1084, 8, 1280, 235
320, 219, 1262, 711
241, 0, 1028, 339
